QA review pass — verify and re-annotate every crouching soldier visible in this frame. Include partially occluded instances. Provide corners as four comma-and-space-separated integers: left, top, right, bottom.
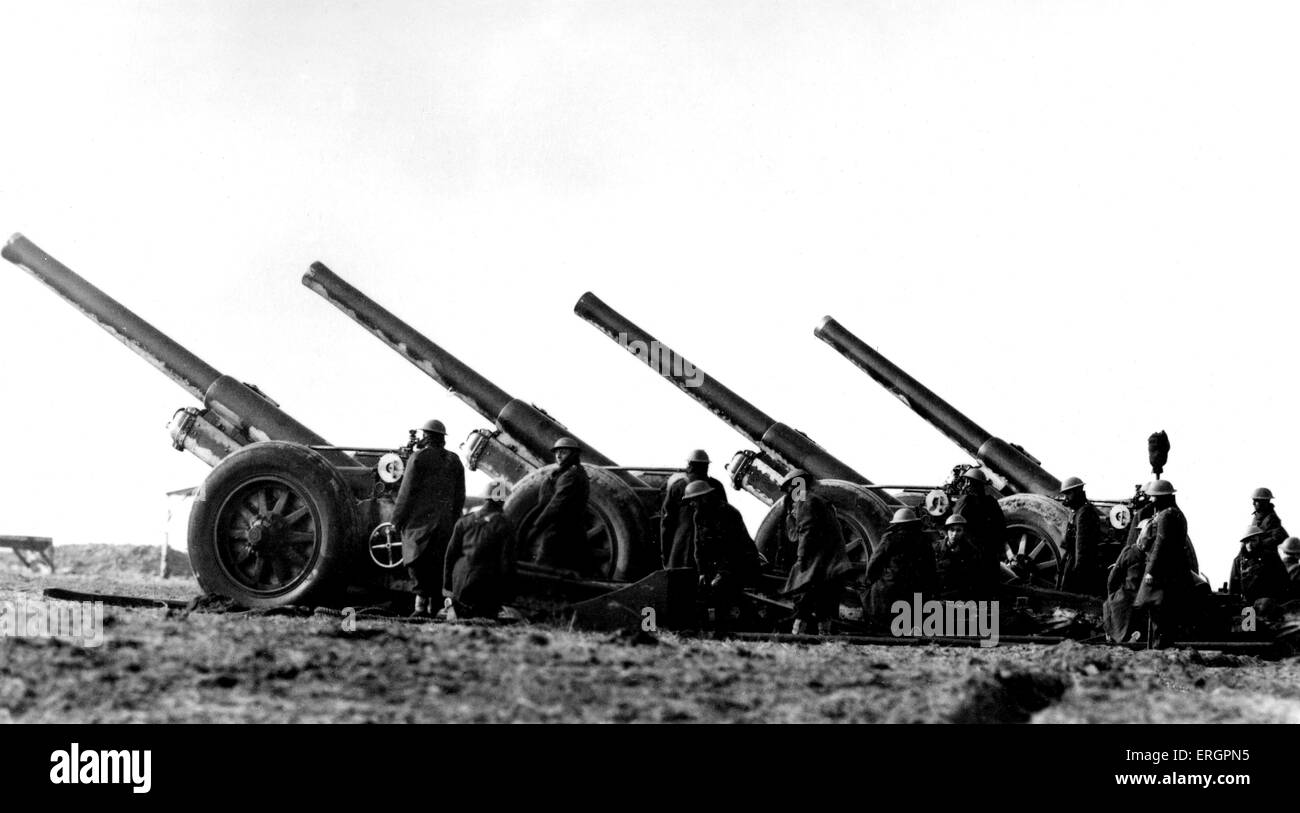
677, 480, 760, 631
1282, 537, 1300, 600
443, 480, 518, 620
777, 470, 853, 635
1103, 519, 1150, 643
935, 514, 981, 601
864, 508, 938, 629
1229, 525, 1289, 605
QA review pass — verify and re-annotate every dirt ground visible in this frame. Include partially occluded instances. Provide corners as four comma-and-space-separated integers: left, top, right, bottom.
2, 549, 1300, 723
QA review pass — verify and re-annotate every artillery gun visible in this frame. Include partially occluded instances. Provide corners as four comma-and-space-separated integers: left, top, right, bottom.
814, 315, 1136, 587
301, 263, 673, 582
1, 234, 389, 607
573, 292, 900, 570
0, 236, 675, 618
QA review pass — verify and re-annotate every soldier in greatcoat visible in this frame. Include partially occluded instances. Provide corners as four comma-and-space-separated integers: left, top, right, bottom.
777, 470, 852, 635
1229, 525, 1289, 605
659, 449, 728, 569
1103, 519, 1150, 643
1249, 487, 1289, 549
1056, 476, 1105, 595
935, 514, 981, 601
392, 419, 466, 616
528, 437, 592, 573
443, 480, 518, 620
864, 508, 938, 629
676, 479, 760, 631
952, 467, 1007, 598
1133, 480, 1196, 649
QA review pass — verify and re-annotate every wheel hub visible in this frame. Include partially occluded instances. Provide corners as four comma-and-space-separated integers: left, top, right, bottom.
247, 515, 285, 550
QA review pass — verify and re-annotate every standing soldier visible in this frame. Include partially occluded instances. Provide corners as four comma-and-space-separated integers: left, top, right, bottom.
659, 449, 728, 569
1133, 479, 1195, 649
1250, 488, 1289, 549
777, 470, 852, 635
1229, 525, 1289, 605
443, 480, 518, 620
1056, 476, 1104, 595
935, 514, 981, 600
864, 508, 938, 626
392, 419, 466, 616
1281, 537, 1300, 600
953, 467, 1007, 598
529, 437, 592, 573
677, 480, 759, 631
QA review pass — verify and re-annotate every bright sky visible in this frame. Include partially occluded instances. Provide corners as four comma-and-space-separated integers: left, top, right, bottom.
1, 1, 1296, 587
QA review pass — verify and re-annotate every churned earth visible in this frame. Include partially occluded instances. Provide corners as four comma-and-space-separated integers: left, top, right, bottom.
1, 546, 1298, 723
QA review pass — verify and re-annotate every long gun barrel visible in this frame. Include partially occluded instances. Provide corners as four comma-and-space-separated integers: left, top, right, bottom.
815, 315, 1061, 496
575, 292, 878, 488
304, 263, 617, 470
2, 234, 354, 469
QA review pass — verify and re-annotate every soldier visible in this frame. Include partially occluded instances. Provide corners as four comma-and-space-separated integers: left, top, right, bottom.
529, 437, 592, 573
1133, 479, 1195, 649
443, 480, 518, 620
1229, 525, 1289, 605
1250, 487, 1289, 549
1056, 476, 1104, 595
864, 508, 938, 628
952, 467, 1007, 598
1281, 537, 1300, 599
659, 449, 728, 569
392, 419, 466, 616
1103, 519, 1151, 643
777, 470, 852, 635
677, 479, 760, 631
935, 514, 981, 600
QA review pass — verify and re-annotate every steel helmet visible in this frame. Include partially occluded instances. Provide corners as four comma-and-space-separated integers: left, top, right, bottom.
779, 469, 810, 489
1241, 525, 1267, 542
1252, 487, 1274, 501
420, 419, 447, 435
1059, 476, 1085, 495
552, 437, 582, 451
686, 449, 711, 465
944, 514, 968, 527
962, 467, 988, 483
1282, 537, 1300, 555
890, 508, 920, 524
683, 480, 714, 501
1144, 479, 1176, 496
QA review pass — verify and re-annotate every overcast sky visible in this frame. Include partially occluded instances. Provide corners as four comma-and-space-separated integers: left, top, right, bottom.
1, 1, 1296, 586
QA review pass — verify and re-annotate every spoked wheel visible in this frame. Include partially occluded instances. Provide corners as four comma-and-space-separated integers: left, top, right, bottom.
1000, 525, 1062, 588
214, 477, 319, 595
190, 442, 354, 608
